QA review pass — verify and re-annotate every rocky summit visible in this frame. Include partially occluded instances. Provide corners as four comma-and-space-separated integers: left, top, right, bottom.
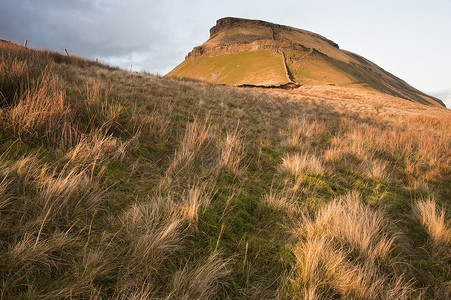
167, 17, 444, 107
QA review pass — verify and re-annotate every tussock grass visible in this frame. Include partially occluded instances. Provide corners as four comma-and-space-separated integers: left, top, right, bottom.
287, 236, 414, 300
66, 130, 131, 168
323, 146, 342, 163
263, 189, 301, 218
284, 192, 414, 299
218, 122, 244, 173
180, 182, 215, 226
414, 198, 451, 253
129, 105, 173, 142
281, 152, 325, 180
0, 156, 107, 297
118, 197, 183, 292
168, 252, 230, 299
284, 117, 328, 150
3, 231, 77, 292
361, 157, 390, 182
0, 56, 29, 105
167, 116, 211, 174
6, 68, 69, 141
334, 116, 450, 169
0, 69, 123, 148
0, 154, 106, 233
0, 41, 450, 298
301, 192, 395, 261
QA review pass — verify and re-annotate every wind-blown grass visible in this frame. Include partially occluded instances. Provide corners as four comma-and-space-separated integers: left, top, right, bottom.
414, 197, 451, 265
218, 122, 244, 173
284, 192, 414, 299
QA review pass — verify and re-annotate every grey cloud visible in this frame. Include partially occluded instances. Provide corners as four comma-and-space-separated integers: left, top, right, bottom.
0, 0, 294, 73
1, 0, 290, 73
0, 0, 220, 73
1, 0, 113, 50
1, 0, 450, 97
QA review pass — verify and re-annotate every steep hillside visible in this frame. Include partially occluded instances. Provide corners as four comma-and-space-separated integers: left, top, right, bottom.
1, 41, 450, 299
167, 17, 445, 107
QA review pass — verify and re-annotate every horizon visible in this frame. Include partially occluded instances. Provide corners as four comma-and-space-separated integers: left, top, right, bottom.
1, 0, 450, 107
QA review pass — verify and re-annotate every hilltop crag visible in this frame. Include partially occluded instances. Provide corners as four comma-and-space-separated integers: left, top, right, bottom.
168, 17, 444, 107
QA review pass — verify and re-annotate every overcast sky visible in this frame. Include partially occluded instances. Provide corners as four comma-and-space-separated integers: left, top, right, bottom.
1, 0, 450, 107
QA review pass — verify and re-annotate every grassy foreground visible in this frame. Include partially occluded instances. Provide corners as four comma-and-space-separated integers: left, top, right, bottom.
0, 41, 450, 299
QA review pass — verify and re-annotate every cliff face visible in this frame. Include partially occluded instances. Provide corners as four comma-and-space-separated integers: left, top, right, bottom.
167, 17, 444, 107
209, 17, 339, 49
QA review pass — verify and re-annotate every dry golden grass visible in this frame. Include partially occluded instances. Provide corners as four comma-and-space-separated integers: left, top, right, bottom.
414, 198, 451, 250
284, 117, 328, 150
304, 192, 395, 260
66, 130, 132, 169
116, 196, 183, 295
0, 56, 29, 104
168, 252, 230, 299
360, 157, 390, 182
0, 154, 106, 231
167, 117, 211, 175
218, 122, 244, 173
334, 115, 449, 163
7, 68, 68, 139
287, 237, 414, 300
0, 154, 108, 297
1, 69, 124, 149
4, 231, 77, 292
281, 152, 325, 180
263, 189, 301, 218
180, 182, 214, 226
323, 146, 342, 163
284, 192, 414, 299
131, 107, 173, 142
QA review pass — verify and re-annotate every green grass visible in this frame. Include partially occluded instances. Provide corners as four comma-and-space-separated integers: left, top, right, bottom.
168, 49, 288, 86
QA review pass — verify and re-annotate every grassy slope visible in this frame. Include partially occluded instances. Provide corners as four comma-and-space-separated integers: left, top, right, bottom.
167, 50, 288, 86
1, 42, 450, 299
286, 51, 355, 86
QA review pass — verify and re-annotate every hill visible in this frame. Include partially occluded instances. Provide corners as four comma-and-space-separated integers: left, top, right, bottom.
167, 17, 445, 107
0, 40, 450, 299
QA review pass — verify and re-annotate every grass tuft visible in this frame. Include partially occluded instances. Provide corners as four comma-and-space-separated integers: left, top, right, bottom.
168, 252, 230, 299
413, 197, 451, 260
218, 122, 244, 173
281, 152, 325, 181
284, 192, 414, 299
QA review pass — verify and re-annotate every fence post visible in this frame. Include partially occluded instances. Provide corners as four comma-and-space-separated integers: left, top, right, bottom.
64, 49, 70, 56
23, 39, 27, 48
